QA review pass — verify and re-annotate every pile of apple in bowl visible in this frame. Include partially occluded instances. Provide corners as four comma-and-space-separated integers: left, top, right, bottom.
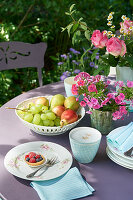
15, 94, 85, 136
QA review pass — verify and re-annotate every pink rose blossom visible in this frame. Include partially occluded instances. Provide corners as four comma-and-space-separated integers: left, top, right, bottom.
90, 30, 108, 48
88, 84, 97, 92
80, 101, 86, 107
127, 80, 133, 88
120, 20, 133, 34
106, 37, 126, 57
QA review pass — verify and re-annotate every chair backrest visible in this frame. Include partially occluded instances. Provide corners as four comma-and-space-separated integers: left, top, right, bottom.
0, 41, 47, 87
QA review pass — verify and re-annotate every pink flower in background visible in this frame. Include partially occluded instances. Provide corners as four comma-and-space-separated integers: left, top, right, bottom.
71, 84, 78, 95
127, 80, 133, 88
90, 30, 108, 48
88, 84, 97, 92
106, 37, 126, 57
77, 79, 85, 86
120, 20, 133, 34
80, 101, 86, 107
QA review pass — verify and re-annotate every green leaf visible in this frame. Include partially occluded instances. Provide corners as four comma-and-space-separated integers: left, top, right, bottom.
67, 24, 73, 36
65, 12, 70, 15
80, 22, 87, 30
85, 30, 90, 40
70, 4, 75, 12
72, 30, 81, 45
78, 17, 83, 22
72, 23, 79, 33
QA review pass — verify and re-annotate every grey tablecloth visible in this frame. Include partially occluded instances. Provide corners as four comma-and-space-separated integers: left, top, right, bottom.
0, 78, 133, 200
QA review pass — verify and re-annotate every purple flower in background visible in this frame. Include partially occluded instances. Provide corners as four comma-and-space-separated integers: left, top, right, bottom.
89, 62, 95, 67
72, 60, 80, 65
74, 69, 80, 74
70, 48, 80, 54
58, 62, 64, 66
96, 52, 99, 55
84, 56, 88, 60
63, 71, 71, 76
60, 74, 67, 81
68, 53, 72, 58
95, 55, 99, 60
94, 65, 98, 69
93, 46, 98, 49
88, 50, 93, 54
61, 54, 67, 59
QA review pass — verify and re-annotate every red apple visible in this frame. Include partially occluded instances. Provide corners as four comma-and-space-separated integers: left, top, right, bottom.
52, 105, 66, 117
60, 109, 78, 127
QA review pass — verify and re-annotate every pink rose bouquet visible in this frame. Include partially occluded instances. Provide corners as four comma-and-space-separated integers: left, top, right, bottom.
72, 72, 133, 120
63, 5, 133, 76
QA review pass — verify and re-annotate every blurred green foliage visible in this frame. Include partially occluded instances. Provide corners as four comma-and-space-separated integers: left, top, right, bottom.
0, 0, 132, 106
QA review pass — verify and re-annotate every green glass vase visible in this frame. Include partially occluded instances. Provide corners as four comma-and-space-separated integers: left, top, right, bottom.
90, 109, 113, 135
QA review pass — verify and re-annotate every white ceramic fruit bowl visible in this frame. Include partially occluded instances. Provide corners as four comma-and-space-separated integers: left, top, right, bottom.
15, 96, 85, 136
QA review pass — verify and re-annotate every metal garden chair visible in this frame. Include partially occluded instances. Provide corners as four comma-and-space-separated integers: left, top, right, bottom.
0, 41, 47, 87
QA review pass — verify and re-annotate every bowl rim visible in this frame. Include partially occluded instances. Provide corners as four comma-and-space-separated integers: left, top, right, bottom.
15, 95, 85, 129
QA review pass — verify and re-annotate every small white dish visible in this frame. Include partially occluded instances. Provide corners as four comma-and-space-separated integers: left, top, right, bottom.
106, 147, 133, 170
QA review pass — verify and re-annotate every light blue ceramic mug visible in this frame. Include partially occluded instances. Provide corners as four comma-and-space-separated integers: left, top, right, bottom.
69, 127, 102, 163
64, 76, 76, 97
64, 76, 83, 101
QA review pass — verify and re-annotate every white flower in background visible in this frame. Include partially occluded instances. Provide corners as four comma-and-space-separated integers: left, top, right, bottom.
121, 15, 127, 21
111, 34, 116, 37
107, 21, 112, 26
107, 31, 112, 36
111, 25, 115, 29
107, 15, 113, 21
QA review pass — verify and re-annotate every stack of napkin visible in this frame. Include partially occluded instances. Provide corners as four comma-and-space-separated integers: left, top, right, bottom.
30, 167, 95, 200
107, 122, 133, 153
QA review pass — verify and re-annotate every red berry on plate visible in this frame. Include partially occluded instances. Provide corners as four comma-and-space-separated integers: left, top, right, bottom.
25, 155, 29, 159
29, 158, 36, 163
36, 155, 40, 159
28, 152, 36, 158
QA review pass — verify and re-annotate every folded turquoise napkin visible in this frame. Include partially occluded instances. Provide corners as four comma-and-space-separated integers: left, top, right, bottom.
107, 122, 133, 152
30, 167, 95, 200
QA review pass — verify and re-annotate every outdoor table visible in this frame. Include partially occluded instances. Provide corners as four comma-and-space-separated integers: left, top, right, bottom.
0, 75, 133, 200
